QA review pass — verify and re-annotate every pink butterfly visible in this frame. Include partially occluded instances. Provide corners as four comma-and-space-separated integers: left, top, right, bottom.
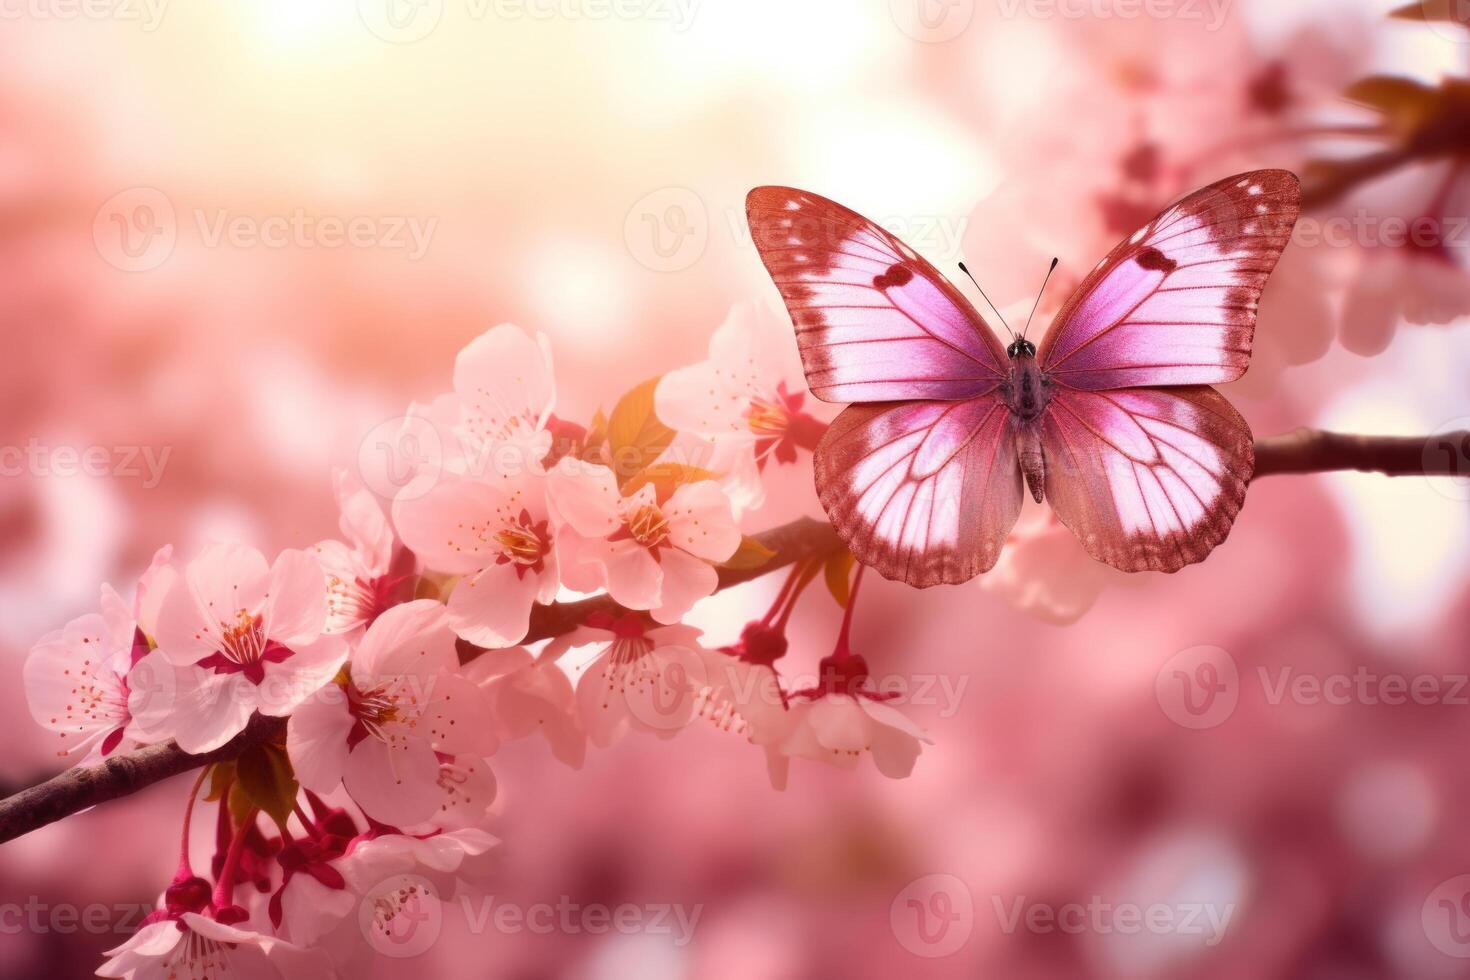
747, 170, 1301, 587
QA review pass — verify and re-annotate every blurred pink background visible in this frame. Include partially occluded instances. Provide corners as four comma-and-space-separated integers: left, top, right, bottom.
3, 1, 1470, 977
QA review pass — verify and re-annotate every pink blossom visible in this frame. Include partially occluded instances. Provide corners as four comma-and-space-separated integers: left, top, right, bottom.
313, 469, 408, 634
144, 544, 347, 754
655, 303, 824, 508
463, 646, 586, 768
286, 600, 496, 828
392, 469, 559, 647
98, 913, 299, 980
23, 547, 173, 761
979, 502, 1134, 624
549, 464, 740, 623
544, 614, 707, 747
753, 656, 930, 789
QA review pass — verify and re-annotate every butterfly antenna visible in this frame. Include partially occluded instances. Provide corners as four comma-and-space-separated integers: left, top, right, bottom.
1021, 257, 1059, 342
957, 261, 1015, 341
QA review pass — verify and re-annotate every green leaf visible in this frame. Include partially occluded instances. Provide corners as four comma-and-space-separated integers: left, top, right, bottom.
234, 743, 298, 828
605, 378, 676, 489
722, 535, 777, 571
824, 549, 857, 607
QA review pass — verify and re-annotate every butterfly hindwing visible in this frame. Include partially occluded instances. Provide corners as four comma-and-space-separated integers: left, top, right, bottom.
1037, 169, 1300, 390
1036, 386, 1253, 573
747, 186, 1009, 404
814, 395, 1024, 588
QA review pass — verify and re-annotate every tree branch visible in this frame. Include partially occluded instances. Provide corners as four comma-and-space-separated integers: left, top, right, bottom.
0, 431, 1463, 845
1253, 428, 1469, 479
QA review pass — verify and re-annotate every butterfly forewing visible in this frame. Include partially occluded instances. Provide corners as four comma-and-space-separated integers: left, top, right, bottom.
1037, 169, 1300, 390
746, 186, 1009, 403
815, 396, 1024, 587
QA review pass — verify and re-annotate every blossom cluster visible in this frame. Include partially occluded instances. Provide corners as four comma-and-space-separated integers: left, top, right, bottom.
23, 306, 930, 978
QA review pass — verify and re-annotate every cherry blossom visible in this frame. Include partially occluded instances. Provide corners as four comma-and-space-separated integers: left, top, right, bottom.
286, 600, 496, 828
313, 469, 410, 634
143, 544, 348, 754
544, 613, 708, 747
23, 547, 174, 761
392, 469, 559, 647
979, 502, 1133, 624
463, 646, 586, 768
655, 303, 824, 507
549, 464, 741, 623
756, 654, 931, 789
98, 913, 300, 980
276, 825, 500, 972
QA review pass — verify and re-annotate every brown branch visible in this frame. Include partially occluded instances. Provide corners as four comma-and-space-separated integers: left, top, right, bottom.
0, 431, 1463, 845
1253, 428, 1470, 479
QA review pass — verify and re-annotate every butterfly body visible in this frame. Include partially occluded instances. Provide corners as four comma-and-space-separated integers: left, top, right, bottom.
747, 171, 1300, 587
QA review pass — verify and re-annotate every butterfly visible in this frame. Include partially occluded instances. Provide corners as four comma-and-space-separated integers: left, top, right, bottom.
747, 170, 1301, 587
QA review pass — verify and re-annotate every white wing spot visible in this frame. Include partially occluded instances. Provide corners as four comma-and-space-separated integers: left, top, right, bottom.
1236, 179, 1249, 188
1130, 226, 1147, 244
1248, 185, 1263, 195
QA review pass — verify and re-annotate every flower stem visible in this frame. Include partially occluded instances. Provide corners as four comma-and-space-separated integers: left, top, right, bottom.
212, 807, 258, 910
830, 566, 866, 661
771, 560, 823, 633
174, 767, 210, 880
